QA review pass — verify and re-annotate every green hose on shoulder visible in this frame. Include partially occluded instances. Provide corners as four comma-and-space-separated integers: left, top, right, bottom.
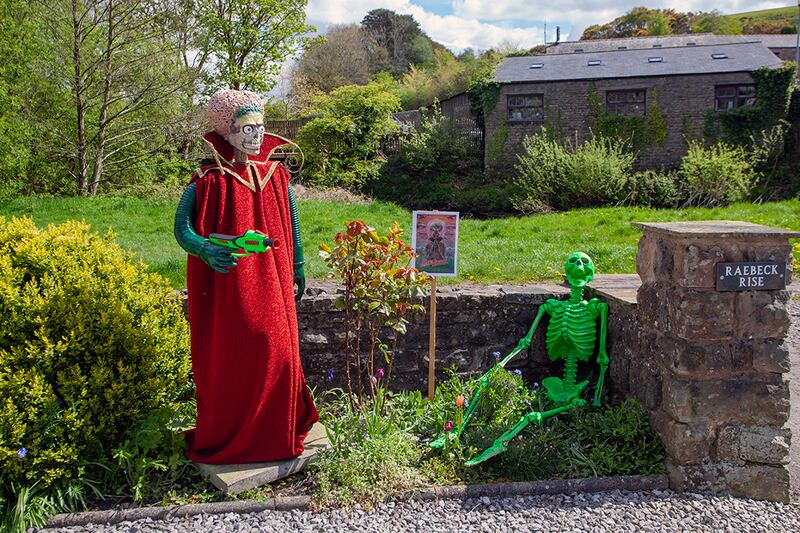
288, 184, 305, 302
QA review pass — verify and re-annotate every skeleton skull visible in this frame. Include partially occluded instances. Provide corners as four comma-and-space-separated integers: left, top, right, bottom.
564, 252, 595, 287
226, 112, 266, 156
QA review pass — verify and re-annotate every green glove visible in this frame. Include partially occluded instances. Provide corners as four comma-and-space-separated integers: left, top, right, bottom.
174, 183, 237, 274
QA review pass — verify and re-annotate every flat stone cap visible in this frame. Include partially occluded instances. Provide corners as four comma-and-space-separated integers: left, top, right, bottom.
633, 220, 800, 239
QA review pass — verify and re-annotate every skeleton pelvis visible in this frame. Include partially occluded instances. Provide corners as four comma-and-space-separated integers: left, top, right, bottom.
542, 376, 589, 404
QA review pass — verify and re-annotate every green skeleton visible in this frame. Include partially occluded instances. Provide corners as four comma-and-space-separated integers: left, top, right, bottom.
432, 252, 609, 465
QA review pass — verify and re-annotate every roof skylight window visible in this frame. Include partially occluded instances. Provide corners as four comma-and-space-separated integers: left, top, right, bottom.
711, 53, 728, 59
652, 44, 663, 48
529, 63, 544, 69
574, 48, 584, 53
587, 59, 601, 66
648, 57, 663, 63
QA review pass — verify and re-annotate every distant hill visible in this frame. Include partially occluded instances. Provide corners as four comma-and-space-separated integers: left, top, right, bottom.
726, 5, 797, 34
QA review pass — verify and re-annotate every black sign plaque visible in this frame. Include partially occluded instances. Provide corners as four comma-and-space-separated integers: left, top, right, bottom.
716, 261, 786, 291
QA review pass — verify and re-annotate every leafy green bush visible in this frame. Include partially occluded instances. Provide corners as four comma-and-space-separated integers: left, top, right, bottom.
513, 130, 634, 212
678, 141, 756, 207
372, 105, 510, 214
298, 79, 401, 191
618, 170, 678, 208
0, 218, 191, 497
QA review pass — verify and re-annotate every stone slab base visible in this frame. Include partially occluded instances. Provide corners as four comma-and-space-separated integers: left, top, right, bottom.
195, 422, 329, 494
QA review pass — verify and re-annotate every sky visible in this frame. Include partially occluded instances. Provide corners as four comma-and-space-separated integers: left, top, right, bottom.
304, 1, 793, 52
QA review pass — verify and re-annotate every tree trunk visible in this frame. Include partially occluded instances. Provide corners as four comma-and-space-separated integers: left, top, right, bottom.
71, 0, 88, 195
88, 0, 115, 195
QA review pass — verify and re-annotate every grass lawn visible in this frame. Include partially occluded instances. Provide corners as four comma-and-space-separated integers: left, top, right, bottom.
726, 5, 796, 25
1, 196, 798, 288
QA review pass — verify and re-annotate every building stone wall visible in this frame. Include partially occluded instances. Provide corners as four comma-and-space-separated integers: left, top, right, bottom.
484, 72, 757, 175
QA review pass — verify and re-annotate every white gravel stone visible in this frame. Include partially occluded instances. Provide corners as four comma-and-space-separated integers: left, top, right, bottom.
39, 490, 800, 533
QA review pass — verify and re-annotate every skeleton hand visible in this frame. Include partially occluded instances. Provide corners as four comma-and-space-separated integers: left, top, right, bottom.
199, 240, 238, 273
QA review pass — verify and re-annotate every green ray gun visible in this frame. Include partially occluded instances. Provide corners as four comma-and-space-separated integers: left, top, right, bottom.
209, 230, 279, 259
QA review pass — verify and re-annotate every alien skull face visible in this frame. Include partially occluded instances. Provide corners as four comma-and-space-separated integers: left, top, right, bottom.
564, 252, 595, 288
226, 112, 265, 155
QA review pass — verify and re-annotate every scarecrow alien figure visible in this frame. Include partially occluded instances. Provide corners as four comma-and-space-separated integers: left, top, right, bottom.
174, 90, 318, 464
463, 252, 609, 465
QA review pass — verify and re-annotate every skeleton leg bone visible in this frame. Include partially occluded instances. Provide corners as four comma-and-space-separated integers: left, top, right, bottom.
464, 398, 586, 466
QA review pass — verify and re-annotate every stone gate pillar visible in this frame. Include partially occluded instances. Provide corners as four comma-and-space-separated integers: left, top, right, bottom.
634, 221, 798, 502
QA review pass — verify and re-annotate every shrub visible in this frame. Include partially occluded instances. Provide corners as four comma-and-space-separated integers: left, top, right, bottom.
371, 104, 504, 213
618, 170, 678, 208
513, 130, 634, 211
298, 79, 401, 191
319, 221, 428, 408
0, 218, 191, 495
678, 141, 756, 207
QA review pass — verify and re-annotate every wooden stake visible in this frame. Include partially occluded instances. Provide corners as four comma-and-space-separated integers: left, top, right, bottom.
428, 276, 437, 401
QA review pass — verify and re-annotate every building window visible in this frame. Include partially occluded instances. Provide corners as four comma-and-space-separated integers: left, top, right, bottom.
606, 89, 646, 116
715, 85, 756, 111
507, 94, 544, 123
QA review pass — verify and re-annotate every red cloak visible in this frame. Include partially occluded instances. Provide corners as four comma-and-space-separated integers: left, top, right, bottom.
184, 131, 318, 464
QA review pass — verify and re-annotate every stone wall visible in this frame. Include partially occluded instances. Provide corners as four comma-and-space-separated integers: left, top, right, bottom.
297, 281, 570, 391
625, 222, 798, 502
484, 72, 756, 175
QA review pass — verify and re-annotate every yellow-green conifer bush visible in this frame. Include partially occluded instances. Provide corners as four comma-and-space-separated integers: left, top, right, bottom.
0, 217, 191, 493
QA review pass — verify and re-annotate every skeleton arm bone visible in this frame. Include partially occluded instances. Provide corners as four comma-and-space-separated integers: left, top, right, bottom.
593, 301, 610, 407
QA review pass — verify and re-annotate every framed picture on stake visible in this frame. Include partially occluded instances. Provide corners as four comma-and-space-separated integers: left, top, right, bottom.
411, 211, 459, 277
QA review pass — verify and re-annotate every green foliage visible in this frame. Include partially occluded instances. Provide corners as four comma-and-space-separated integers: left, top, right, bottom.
581, 7, 693, 39
319, 221, 428, 408
706, 64, 796, 147
513, 130, 635, 212
618, 170, 678, 208
197, 0, 316, 92
93, 407, 195, 503
588, 84, 667, 154
360, 8, 438, 77
692, 10, 742, 35
0, 218, 191, 497
298, 80, 401, 191
678, 141, 755, 207
313, 390, 423, 507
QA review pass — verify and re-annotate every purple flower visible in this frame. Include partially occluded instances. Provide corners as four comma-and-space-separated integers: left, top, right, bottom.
445, 420, 454, 432
514, 369, 522, 375
17, 447, 27, 459
492, 351, 501, 359
326, 368, 334, 383
364, 434, 370, 441
360, 417, 366, 425
533, 381, 540, 388
376, 368, 385, 379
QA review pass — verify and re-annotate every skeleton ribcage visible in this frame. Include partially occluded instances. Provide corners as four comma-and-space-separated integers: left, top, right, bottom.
545, 302, 597, 362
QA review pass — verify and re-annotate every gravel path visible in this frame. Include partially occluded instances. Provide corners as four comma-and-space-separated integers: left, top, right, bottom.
41, 490, 800, 532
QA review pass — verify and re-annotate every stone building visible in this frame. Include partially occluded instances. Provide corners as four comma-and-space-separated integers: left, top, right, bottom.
485, 41, 783, 174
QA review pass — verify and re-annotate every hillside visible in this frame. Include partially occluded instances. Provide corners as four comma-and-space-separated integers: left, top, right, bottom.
725, 5, 797, 34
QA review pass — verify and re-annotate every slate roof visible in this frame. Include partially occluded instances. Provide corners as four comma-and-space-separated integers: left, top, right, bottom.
494, 42, 783, 84
751, 34, 799, 48
546, 33, 748, 54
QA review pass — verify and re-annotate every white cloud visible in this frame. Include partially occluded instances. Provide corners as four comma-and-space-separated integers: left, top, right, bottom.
305, 0, 544, 52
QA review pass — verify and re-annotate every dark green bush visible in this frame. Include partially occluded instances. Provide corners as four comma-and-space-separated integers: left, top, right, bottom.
371, 105, 508, 213
513, 130, 634, 212
678, 141, 756, 207
0, 217, 191, 493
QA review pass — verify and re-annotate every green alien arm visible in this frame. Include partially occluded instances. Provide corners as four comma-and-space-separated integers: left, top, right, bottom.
288, 184, 305, 303
593, 301, 610, 407
430, 304, 548, 450
174, 183, 237, 273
